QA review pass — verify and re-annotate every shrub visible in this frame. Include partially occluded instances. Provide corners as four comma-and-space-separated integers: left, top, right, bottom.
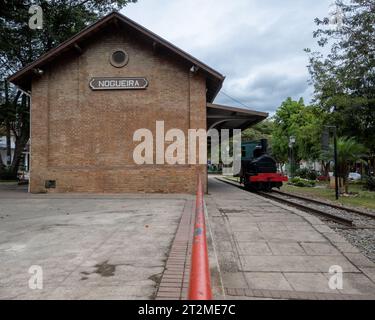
290, 177, 301, 184
289, 176, 316, 188
295, 168, 318, 180
295, 168, 309, 179
307, 170, 318, 181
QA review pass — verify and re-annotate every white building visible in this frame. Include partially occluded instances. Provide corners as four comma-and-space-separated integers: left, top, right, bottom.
0, 135, 15, 165
0, 136, 30, 173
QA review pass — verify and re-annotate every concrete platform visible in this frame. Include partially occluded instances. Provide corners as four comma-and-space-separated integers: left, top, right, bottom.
206, 177, 375, 299
0, 183, 193, 299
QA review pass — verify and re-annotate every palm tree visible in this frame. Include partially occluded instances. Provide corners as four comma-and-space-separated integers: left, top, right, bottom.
321, 137, 367, 193
334, 137, 367, 193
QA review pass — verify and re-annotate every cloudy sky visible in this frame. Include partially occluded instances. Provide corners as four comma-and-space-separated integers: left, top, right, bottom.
122, 0, 333, 114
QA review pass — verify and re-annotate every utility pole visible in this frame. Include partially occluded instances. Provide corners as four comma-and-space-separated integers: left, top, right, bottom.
333, 127, 339, 200
323, 126, 339, 200
289, 136, 296, 178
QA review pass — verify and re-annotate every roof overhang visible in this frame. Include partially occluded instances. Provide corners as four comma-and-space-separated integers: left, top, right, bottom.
8, 12, 225, 102
207, 103, 268, 131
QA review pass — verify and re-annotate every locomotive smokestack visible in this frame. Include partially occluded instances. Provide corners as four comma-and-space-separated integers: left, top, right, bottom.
260, 139, 268, 154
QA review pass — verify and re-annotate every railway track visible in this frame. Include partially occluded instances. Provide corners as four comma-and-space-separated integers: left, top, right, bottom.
216, 177, 375, 228
272, 189, 375, 219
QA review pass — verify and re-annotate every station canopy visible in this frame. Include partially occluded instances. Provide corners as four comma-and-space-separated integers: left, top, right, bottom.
207, 103, 268, 131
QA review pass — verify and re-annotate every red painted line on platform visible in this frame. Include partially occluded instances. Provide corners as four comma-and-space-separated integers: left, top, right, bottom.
188, 175, 212, 300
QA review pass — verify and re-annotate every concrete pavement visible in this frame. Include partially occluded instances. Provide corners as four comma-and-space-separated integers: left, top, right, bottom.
2, 178, 375, 300
206, 177, 375, 299
0, 183, 193, 299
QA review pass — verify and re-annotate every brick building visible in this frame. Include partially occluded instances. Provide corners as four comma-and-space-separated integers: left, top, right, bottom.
9, 12, 267, 193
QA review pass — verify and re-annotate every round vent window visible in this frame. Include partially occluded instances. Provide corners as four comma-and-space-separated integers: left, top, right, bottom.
110, 49, 129, 68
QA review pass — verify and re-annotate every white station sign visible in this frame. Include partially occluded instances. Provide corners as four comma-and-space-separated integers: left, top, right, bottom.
89, 77, 148, 90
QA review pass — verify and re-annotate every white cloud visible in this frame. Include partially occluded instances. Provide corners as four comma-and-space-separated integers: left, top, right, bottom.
123, 0, 333, 112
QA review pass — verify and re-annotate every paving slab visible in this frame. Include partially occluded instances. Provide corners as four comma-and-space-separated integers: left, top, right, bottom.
243, 272, 293, 291
207, 177, 375, 299
300, 242, 342, 256
239, 255, 359, 273
267, 242, 306, 256
237, 241, 273, 256
284, 272, 340, 293
0, 184, 192, 299
221, 272, 247, 289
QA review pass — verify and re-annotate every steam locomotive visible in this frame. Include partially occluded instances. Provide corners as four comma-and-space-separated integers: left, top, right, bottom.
236, 139, 288, 191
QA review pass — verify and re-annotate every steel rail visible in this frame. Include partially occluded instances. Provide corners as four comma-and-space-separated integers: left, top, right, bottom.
272, 189, 375, 219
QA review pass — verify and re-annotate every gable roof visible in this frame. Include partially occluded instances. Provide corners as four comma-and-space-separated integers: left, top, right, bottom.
8, 11, 225, 102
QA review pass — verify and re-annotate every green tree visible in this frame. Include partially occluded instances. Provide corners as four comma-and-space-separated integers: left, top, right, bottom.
242, 119, 274, 141
271, 97, 326, 173
0, 0, 137, 178
0, 81, 28, 177
306, 0, 375, 160
291, 105, 325, 162
270, 133, 289, 173
271, 97, 305, 173
325, 137, 367, 193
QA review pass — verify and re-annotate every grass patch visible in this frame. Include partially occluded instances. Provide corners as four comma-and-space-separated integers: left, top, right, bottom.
281, 182, 375, 211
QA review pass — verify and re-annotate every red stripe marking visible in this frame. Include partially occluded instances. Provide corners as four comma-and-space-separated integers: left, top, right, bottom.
188, 175, 212, 300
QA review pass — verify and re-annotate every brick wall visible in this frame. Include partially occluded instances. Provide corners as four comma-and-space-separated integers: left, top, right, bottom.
30, 26, 207, 194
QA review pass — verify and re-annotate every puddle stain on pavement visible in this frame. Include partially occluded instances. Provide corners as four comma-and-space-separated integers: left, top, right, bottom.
80, 260, 117, 279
